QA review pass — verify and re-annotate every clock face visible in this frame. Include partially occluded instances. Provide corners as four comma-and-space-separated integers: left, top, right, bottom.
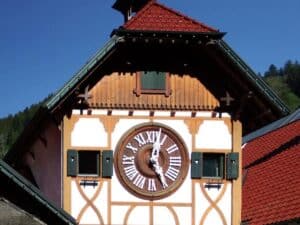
114, 124, 189, 200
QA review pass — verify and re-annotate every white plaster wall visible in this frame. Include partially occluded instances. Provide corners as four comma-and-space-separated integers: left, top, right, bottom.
194, 183, 210, 224
153, 119, 192, 153
111, 176, 147, 202
94, 182, 108, 224
71, 180, 86, 219
194, 182, 231, 225
196, 120, 231, 149
80, 207, 100, 224
218, 183, 232, 225
174, 207, 192, 225
153, 206, 176, 225
71, 118, 107, 147
111, 206, 130, 225
157, 168, 191, 204
111, 119, 150, 151
204, 209, 223, 225
127, 206, 150, 225
71, 180, 109, 224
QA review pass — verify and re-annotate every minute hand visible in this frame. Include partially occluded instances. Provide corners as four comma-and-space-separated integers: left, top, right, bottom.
151, 128, 161, 163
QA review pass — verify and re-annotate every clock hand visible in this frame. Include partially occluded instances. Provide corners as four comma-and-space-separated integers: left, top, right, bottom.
149, 128, 168, 188
152, 162, 168, 189
150, 128, 161, 163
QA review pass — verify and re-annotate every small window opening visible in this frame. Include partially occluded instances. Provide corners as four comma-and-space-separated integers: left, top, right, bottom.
203, 153, 224, 178
78, 151, 100, 176
134, 71, 171, 96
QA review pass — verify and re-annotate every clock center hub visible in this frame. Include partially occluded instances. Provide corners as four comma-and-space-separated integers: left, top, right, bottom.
135, 144, 167, 177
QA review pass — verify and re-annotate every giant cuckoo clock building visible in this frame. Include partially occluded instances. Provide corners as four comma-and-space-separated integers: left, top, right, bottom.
4, 1, 289, 225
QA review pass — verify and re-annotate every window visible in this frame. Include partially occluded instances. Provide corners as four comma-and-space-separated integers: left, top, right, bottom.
67, 150, 100, 177
141, 71, 166, 90
67, 150, 113, 177
78, 151, 100, 176
134, 71, 171, 96
191, 152, 227, 179
203, 153, 224, 178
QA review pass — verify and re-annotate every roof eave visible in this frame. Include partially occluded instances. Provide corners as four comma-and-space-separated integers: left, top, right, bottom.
111, 28, 226, 39
46, 35, 121, 113
217, 40, 290, 117
0, 160, 76, 225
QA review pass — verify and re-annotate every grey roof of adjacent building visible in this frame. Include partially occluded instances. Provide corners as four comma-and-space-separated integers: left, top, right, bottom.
243, 107, 300, 143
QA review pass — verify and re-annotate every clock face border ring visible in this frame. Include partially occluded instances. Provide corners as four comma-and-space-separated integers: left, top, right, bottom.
114, 122, 189, 200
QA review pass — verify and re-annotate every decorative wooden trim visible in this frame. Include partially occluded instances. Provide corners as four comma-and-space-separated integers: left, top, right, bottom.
63, 116, 72, 213
75, 179, 104, 224
184, 118, 202, 136
199, 181, 228, 225
166, 206, 180, 225
232, 120, 242, 225
124, 205, 136, 225
111, 201, 192, 207
192, 180, 196, 225
107, 180, 112, 225
193, 148, 232, 153
150, 201, 154, 225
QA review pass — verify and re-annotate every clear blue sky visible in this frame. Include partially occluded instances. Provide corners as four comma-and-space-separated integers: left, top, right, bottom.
0, 0, 299, 118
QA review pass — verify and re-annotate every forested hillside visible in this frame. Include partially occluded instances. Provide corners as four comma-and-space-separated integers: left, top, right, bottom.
0, 60, 299, 158
0, 95, 52, 158
262, 60, 300, 111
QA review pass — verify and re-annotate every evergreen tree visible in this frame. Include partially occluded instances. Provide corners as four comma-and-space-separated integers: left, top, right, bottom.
264, 64, 279, 77
284, 60, 300, 97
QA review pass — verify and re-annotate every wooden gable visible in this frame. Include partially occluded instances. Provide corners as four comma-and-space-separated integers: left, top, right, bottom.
88, 72, 219, 110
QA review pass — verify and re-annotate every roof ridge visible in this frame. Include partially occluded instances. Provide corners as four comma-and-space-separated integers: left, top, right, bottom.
151, 1, 217, 32
123, 0, 217, 32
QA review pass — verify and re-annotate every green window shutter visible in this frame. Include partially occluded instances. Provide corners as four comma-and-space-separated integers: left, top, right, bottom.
141, 71, 166, 90
67, 150, 78, 177
102, 150, 113, 178
191, 152, 203, 179
226, 152, 239, 180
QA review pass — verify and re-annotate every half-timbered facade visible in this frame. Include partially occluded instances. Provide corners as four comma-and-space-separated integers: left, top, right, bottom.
4, 1, 289, 225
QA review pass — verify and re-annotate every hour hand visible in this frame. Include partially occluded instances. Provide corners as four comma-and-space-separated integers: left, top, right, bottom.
152, 163, 168, 189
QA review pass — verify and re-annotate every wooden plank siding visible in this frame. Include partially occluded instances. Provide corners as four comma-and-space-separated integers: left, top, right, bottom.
88, 72, 220, 110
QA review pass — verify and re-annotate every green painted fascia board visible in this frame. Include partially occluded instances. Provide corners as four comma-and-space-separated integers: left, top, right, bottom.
46, 35, 122, 111
0, 160, 76, 225
217, 40, 290, 115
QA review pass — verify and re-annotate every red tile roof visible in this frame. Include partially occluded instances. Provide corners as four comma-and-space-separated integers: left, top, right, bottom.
242, 120, 300, 225
122, 0, 218, 33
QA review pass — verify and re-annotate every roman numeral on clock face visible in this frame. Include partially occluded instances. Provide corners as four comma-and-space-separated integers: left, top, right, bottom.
126, 142, 138, 154
134, 133, 147, 147
122, 155, 135, 165
133, 174, 146, 189
165, 166, 179, 181
169, 156, 182, 167
148, 178, 156, 191
145, 131, 156, 144
124, 165, 138, 180
166, 144, 179, 154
